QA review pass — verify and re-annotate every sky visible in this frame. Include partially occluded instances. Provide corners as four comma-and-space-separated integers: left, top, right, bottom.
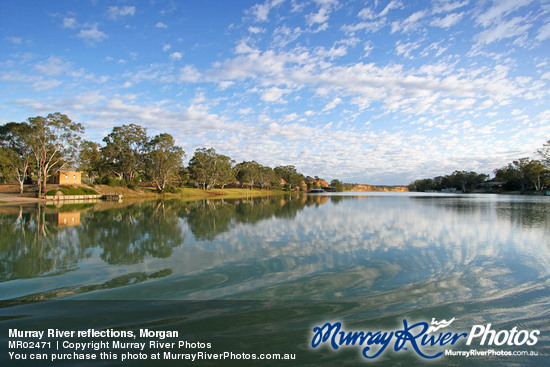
1, 0, 550, 185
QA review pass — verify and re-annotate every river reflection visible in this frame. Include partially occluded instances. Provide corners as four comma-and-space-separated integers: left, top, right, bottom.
1, 194, 549, 300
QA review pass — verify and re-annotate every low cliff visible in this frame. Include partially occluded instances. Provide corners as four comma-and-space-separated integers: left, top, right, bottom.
351, 184, 409, 192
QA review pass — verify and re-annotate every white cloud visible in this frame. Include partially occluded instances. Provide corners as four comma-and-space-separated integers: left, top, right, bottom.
179, 65, 201, 82
248, 26, 264, 34
474, 16, 531, 48
162, 44, 171, 52
475, 0, 532, 27
432, 0, 469, 14
77, 24, 108, 44
6, 36, 25, 45
342, 19, 386, 34
391, 10, 427, 33
307, 7, 330, 25
62, 17, 78, 29
106, 6, 136, 20
248, 0, 285, 22
259, 87, 289, 103
430, 12, 465, 28
156, 22, 168, 29
35, 56, 70, 76
536, 22, 550, 41
218, 81, 234, 90
32, 79, 62, 91
379, 0, 403, 17
323, 97, 342, 110
363, 41, 374, 57
395, 40, 422, 59
273, 25, 302, 47
239, 107, 253, 115
169, 52, 183, 60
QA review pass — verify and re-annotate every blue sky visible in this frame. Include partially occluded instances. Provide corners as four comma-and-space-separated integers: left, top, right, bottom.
1, 0, 549, 185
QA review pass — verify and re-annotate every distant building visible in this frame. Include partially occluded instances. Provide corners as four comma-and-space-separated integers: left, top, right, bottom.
48, 170, 82, 185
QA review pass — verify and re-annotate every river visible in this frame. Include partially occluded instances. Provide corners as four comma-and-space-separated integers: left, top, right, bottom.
1, 192, 549, 365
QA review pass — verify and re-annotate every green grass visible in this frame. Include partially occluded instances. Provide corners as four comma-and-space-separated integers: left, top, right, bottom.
45, 186, 99, 196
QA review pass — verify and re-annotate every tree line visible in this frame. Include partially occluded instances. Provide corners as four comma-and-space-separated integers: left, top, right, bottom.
0, 113, 332, 194
409, 140, 550, 193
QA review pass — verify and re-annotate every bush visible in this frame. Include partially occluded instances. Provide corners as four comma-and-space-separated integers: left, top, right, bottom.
100, 175, 124, 187
45, 190, 59, 196
163, 185, 180, 194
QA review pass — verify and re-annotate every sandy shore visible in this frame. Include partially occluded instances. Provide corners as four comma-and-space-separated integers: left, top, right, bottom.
0, 193, 44, 205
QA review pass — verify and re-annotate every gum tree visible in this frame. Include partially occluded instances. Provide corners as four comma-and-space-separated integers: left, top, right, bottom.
143, 133, 185, 193
0, 122, 34, 193
27, 113, 84, 196
102, 124, 148, 182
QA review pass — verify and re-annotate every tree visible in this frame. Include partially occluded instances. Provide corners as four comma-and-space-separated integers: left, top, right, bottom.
188, 148, 235, 190
495, 158, 548, 192
512, 158, 536, 193
27, 113, 84, 196
494, 164, 523, 191
143, 133, 185, 193
0, 122, 33, 192
258, 165, 277, 189
537, 139, 550, 167
102, 124, 148, 182
274, 165, 302, 190
330, 179, 344, 192
448, 171, 488, 192
234, 161, 262, 188
522, 159, 549, 191
77, 140, 102, 184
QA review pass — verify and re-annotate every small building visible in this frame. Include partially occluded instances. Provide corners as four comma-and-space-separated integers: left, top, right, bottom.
48, 170, 82, 185
56, 212, 81, 226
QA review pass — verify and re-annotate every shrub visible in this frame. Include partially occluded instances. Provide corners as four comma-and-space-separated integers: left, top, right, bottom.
45, 190, 59, 196
163, 185, 180, 194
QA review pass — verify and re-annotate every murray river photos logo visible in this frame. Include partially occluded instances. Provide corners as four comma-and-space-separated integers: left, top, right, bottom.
310, 318, 540, 360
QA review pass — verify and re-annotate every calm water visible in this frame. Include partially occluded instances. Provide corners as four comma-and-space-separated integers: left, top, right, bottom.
1, 193, 549, 365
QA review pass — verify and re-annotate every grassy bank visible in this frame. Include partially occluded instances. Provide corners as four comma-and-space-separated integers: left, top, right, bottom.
0, 184, 288, 205
92, 185, 286, 201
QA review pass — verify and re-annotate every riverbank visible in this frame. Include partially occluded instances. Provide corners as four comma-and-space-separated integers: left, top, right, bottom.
0, 184, 286, 205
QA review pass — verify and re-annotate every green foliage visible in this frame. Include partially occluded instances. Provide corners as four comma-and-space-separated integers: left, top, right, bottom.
409, 171, 488, 192
101, 124, 148, 182
537, 139, 550, 167
0, 122, 34, 191
330, 179, 344, 192
143, 133, 185, 193
274, 165, 303, 190
45, 189, 59, 196
495, 158, 550, 192
78, 140, 102, 183
163, 185, 180, 194
188, 148, 235, 190
27, 113, 85, 196
101, 175, 125, 187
